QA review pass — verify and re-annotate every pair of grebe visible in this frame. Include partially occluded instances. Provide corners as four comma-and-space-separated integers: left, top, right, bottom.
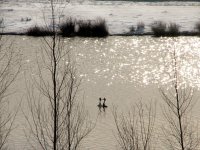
97, 97, 107, 108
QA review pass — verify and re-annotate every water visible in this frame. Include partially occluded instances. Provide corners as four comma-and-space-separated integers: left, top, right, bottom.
1, 35, 199, 149
1, 0, 200, 149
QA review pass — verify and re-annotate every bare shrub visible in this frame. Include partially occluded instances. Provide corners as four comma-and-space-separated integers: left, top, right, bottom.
129, 25, 135, 32
77, 18, 109, 37
77, 20, 91, 37
0, 18, 3, 30
26, 25, 54, 36
59, 17, 76, 37
167, 23, 180, 36
195, 22, 200, 34
137, 22, 145, 30
151, 21, 167, 37
90, 18, 109, 37
113, 101, 156, 150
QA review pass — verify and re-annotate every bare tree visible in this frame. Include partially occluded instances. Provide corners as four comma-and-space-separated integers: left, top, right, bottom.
24, 0, 93, 150
0, 20, 21, 149
113, 101, 156, 150
160, 49, 200, 150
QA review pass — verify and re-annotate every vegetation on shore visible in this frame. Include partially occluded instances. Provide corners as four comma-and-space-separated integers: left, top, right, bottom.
59, 17, 76, 37
195, 22, 200, 35
25, 18, 109, 37
151, 21, 180, 37
16, 20, 199, 37
77, 18, 109, 37
26, 26, 54, 36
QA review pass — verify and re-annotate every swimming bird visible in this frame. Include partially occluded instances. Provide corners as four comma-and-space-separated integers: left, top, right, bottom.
102, 98, 107, 108
97, 97, 102, 107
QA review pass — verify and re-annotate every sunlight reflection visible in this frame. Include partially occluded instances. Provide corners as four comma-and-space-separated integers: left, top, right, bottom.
72, 37, 200, 88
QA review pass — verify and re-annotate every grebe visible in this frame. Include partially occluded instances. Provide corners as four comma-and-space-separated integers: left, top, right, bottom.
97, 97, 102, 107
102, 98, 107, 107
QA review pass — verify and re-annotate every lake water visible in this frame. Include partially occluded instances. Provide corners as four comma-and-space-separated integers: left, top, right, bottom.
1, 35, 200, 149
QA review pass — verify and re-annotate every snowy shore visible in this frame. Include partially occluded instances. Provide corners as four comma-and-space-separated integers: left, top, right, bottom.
0, 1, 200, 34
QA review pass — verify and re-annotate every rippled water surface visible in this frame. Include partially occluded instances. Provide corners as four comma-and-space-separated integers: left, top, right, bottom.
3, 36, 200, 149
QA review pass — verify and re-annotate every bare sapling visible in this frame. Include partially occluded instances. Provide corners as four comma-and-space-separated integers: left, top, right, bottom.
24, 0, 94, 150
0, 19, 21, 149
160, 49, 200, 150
113, 101, 156, 150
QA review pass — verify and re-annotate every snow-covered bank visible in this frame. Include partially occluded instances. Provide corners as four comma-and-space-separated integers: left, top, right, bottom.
0, 1, 200, 34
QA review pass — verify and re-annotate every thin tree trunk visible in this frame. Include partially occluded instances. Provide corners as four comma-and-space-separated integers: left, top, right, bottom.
50, 0, 57, 149
174, 51, 184, 150
53, 41, 57, 150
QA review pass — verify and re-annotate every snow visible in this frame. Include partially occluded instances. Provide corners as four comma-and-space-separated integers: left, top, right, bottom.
0, 1, 200, 34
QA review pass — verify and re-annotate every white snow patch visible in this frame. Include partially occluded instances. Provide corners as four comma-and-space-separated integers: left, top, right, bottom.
0, 1, 200, 34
